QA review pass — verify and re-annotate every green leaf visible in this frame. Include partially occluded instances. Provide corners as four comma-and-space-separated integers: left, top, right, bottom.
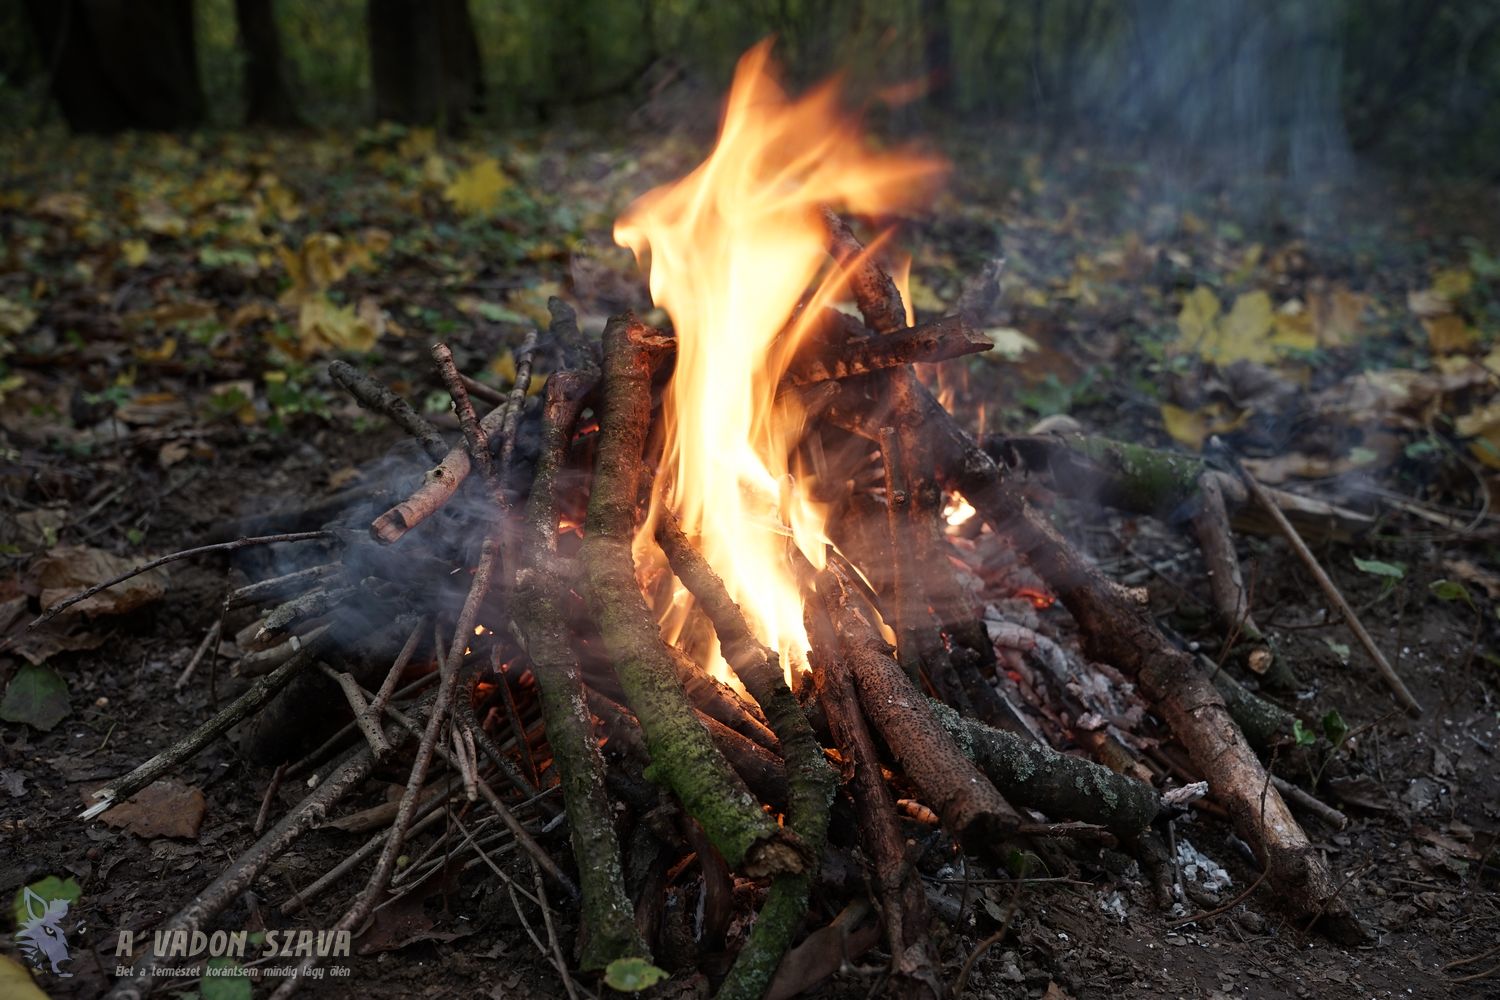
0, 663, 71, 731
1430, 579, 1474, 606
12, 875, 82, 926
1352, 556, 1406, 580
201, 958, 253, 1000
1320, 710, 1350, 747
604, 957, 669, 993
1323, 638, 1351, 663
1292, 719, 1318, 747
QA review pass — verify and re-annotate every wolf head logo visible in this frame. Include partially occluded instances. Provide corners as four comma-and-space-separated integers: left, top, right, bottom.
17, 886, 73, 977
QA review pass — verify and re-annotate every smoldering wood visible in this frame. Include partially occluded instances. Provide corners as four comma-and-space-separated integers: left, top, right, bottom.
328, 360, 448, 462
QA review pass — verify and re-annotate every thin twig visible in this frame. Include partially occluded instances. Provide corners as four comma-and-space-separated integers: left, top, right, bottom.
175, 620, 221, 690
253, 763, 288, 837
1213, 439, 1422, 716
28, 532, 333, 629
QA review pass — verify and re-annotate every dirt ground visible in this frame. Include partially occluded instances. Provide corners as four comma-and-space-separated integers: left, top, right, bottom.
2, 123, 1499, 998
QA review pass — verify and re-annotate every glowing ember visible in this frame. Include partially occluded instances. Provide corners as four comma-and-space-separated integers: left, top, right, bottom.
1016, 587, 1056, 610
615, 40, 945, 680
943, 496, 976, 528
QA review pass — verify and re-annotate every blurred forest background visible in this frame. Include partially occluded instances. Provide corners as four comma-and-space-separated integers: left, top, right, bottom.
2, 0, 1499, 180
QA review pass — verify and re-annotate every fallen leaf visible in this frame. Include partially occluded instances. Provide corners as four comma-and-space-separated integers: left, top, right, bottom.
201, 958, 253, 1000
604, 957, 670, 993
31, 545, 169, 618
1441, 558, 1500, 600
0, 953, 50, 999
136, 197, 187, 236
11, 876, 82, 927
0, 664, 71, 731
118, 238, 150, 267
1160, 401, 1247, 450
1455, 401, 1500, 468
35, 191, 88, 221
982, 327, 1038, 360
0, 769, 27, 798
1423, 314, 1476, 354
444, 157, 511, 217
1310, 285, 1369, 346
86, 778, 206, 840
278, 233, 349, 306
0, 296, 37, 337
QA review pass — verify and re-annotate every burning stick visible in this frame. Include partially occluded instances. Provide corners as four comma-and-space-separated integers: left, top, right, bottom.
806, 603, 941, 994
579, 315, 802, 876
823, 211, 1366, 939
819, 567, 1023, 849
782, 314, 991, 386
654, 508, 835, 1000
512, 368, 645, 970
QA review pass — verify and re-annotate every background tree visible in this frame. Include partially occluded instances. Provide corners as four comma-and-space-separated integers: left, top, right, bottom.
21, 0, 205, 133
235, 0, 303, 127
367, 0, 483, 132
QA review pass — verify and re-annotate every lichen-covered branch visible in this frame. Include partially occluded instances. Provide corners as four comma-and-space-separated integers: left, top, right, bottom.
654, 510, 835, 1000
513, 370, 644, 970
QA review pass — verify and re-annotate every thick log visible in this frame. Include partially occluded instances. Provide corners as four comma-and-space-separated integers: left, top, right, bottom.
579, 315, 799, 876
926, 699, 1160, 838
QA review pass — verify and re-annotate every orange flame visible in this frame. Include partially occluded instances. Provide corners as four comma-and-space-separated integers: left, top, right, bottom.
614, 40, 945, 680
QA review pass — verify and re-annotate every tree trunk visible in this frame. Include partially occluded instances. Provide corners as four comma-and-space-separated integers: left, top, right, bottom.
235, 0, 303, 127
367, 0, 483, 133
22, 0, 205, 133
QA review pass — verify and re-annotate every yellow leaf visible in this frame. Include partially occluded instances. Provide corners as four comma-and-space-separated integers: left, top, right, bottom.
444, 157, 510, 217
1456, 401, 1500, 469
1422, 314, 1476, 354
489, 350, 517, 384
278, 233, 349, 306
133, 337, 178, 362
1160, 402, 1247, 451
506, 281, 564, 327
398, 128, 437, 159
422, 153, 452, 188
1175, 286, 1221, 347
0, 296, 37, 337
982, 327, 1038, 361
1433, 267, 1473, 301
121, 239, 150, 267
0, 954, 49, 1000
296, 297, 376, 356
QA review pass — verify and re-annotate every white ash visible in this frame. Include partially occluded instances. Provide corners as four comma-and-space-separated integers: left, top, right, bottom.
1175, 838, 1233, 893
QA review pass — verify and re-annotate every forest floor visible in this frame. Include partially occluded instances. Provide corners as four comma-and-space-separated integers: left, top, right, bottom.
1, 119, 1499, 999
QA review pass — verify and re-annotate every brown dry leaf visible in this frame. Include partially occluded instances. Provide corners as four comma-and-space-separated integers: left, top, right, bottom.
1454, 401, 1500, 468
0, 296, 37, 337
157, 439, 191, 468
1241, 449, 1379, 484
124, 298, 217, 331
765, 918, 882, 1000
1442, 558, 1500, 600
86, 779, 205, 840
1309, 367, 1488, 429
1422, 314, 1477, 354
32, 545, 168, 618
135, 197, 187, 236
1043, 984, 1075, 1000
1309, 284, 1369, 346
228, 300, 277, 331
115, 391, 188, 427
35, 191, 88, 221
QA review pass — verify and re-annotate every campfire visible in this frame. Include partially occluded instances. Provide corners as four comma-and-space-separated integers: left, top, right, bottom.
45, 40, 1378, 1000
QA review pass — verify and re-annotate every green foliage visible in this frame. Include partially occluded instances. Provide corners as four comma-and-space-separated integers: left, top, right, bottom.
603, 957, 668, 993
0, 664, 71, 731
12, 876, 82, 927
200, 958, 253, 1000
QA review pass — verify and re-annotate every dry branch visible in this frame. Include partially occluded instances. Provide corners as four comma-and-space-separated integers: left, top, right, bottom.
579, 315, 798, 876
821, 568, 1023, 851
328, 360, 448, 462
783, 315, 989, 386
